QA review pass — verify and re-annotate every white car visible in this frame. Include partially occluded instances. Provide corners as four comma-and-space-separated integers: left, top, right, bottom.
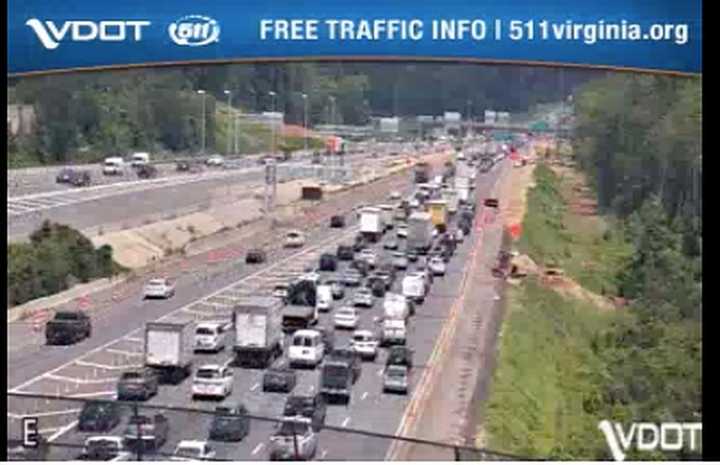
143, 278, 175, 299
389, 191, 401, 200
351, 330, 379, 360
194, 322, 227, 353
171, 440, 217, 461
455, 229, 465, 242
205, 155, 225, 167
392, 252, 409, 270
356, 249, 377, 267
429, 257, 446, 276
353, 288, 374, 308
396, 225, 408, 238
273, 283, 289, 299
269, 420, 318, 461
284, 230, 306, 248
191, 365, 233, 399
334, 307, 359, 330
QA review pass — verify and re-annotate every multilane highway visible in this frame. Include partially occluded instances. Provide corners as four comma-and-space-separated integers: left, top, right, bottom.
7, 149, 509, 460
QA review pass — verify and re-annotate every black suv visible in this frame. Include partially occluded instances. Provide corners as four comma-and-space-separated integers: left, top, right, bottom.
319, 253, 338, 272
330, 215, 345, 228
56, 168, 91, 187
367, 276, 387, 298
116, 368, 159, 401
135, 164, 158, 179
246, 248, 267, 264
283, 394, 327, 431
77, 401, 122, 433
336, 245, 354, 261
123, 414, 169, 452
209, 403, 251, 442
328, 348, 362, 383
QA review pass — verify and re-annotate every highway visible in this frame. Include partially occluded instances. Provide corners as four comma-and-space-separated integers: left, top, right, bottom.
7, 149, 509, 461
7, 148, 419, 241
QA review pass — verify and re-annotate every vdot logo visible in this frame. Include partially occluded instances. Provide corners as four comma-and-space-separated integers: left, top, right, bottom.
25, 18, 151, 50
598, 420, 702, 461
168, 15, 220, 46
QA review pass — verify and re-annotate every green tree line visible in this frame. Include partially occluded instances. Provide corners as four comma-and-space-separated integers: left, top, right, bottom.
7, 222, 124, 307
565, 74, 701, 459
8, 63, 596, 166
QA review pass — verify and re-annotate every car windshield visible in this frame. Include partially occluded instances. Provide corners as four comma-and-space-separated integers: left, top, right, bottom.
337, 309, 355, 317
287, 232, 300, 238
196, 369, 221, 379
175, 447, 202, 457
387, 367, 408, 377
148, 279, 165, 286
353, 334, 372, 342
196, 327, 215, 335
277, 421, 309, 436
120, 372, 142, 380
87, 438, 120, 449
292, 336, 313, 347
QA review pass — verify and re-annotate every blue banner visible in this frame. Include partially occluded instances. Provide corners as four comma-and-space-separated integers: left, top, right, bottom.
8, 0, 702, 76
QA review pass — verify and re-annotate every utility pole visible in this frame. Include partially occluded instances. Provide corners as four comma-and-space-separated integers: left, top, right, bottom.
197, 90, 207, 155
224, 90, 233, 155
269, 91, 277, 156
302, 93, 309, 154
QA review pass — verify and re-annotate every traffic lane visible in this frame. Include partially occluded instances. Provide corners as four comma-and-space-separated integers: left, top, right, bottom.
7, 218, 361, 389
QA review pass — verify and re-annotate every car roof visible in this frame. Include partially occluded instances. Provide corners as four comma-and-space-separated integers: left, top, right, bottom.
177, 440, 208, 448
196, 322, 222, 330
293, 329, 320, 337
197, 364, 224, 371
353, 330, 374, 336
86, 435, 123, 443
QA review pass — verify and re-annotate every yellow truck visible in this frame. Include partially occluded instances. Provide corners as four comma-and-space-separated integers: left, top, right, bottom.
427, 199, 449, 233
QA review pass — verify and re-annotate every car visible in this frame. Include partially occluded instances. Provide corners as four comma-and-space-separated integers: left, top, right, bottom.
406, 250, 419, 262
263, 364, 297, 393
341, 270, 363, 287
383, 239, 399, 250
208, 403, 251, 442
56, 167, 75, 184
143, 278, 175, 299
330, 215, 346, 228
350, 258, 370, 277
323, 277, 345, 300
269, 419, 318, 461
454, 229, 465, 243
429, 256, 447, 276
284, 230, 306, 248
246, 248, 267, 264
353, 288, 374, 308
116, 368, 159, 401
389, 191, 401, 200
206, 155, 225, 167
273, 283, 290, 299
123, 414, 170, 452
396, 225, 408, 238
57, 168, 92, 187
392, 252, 409, 270
45, 311, 91, 345
383, 365, 410, 394
356, 249, 377, 267
288, 329, 326, 368
351, 330, 379, 361
194, 322, 228, 353
283, 394, 327, 431
334, 306, 359, 330
135, 164, 158, 179
336, 245, 355, 261
171, 440, 217, 461
367, 275, 387, 298
81, 436, 129, 461
374, 268, 396, 289
78, 401, 122, 433
318, 253, 338, 272
191, 365, 234, 400
177, 161, 204, 173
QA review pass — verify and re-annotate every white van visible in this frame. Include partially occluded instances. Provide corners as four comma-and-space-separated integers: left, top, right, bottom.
384, 293, 410, 322
131, 152, 150, 167
102, 157, 125, 176
194, 322, 227, 353
316, 285, 333, 313
381, 319, 407, 346
288, 330, 325, 368
402, 274, 426, 304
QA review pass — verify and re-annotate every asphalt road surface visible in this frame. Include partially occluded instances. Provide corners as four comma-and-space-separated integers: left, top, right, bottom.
7, 156, 508, 461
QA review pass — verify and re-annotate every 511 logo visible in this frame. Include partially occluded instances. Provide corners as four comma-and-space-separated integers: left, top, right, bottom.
168, 15, 220, 46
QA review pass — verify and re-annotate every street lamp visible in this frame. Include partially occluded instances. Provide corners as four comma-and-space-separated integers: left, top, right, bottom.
224, 90, 233, 155
269, 91, 277, 154
328, 96, 336, 125
197, 90, 207, 155
301, 93, 308, 153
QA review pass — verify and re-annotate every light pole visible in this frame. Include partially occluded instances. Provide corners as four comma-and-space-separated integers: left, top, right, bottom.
269, 91, 277, 155
224, 90, 233, 155
301, 93, 308, 153
329, 96, 336, 125
197, 90, 207, 155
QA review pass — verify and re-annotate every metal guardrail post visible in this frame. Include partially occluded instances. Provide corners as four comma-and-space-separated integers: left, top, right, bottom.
454, 446, 461, 461
134, 402, 143, 461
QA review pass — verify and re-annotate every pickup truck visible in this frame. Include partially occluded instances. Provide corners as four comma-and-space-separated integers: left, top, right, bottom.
45, 311, 91, 345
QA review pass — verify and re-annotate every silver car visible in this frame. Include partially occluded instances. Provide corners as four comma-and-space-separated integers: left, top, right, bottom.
269, 419, 318, 461
392, 252, 408, 270
353, 288, 374, 308
383, 365, 409, 394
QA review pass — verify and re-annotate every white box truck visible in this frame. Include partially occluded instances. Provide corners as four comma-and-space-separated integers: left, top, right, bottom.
441, 188, 459, 214
233, 296, 284, 368
378, 204, 395, 230
407, 211, 433, 254
402, 273, 427, 304
384, 293, 410, 322
360, 207, 384, 243
144, 319, 195, 384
